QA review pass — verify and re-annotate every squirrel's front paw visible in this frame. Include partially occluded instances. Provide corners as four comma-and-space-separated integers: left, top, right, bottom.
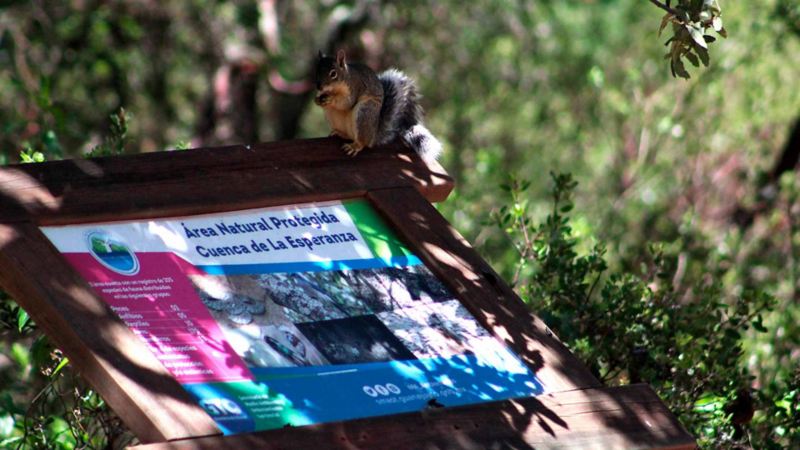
342, 142, 363, 157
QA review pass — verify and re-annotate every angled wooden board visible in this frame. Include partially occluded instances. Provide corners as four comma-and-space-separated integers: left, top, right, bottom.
0, 140, 694, 448
0, 139, 452, 225
0, 140, 456, 443
127, 384, 695, 450
0, 222, 220, 443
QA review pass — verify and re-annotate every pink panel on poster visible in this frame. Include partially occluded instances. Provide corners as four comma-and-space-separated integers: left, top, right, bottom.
62, 252, 252, 384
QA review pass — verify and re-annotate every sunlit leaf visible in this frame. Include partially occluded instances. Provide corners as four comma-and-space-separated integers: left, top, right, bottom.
687, 24, 708, 49
16, 308, 29, 332
0, 414, 14, 437
52, 357, 70, 377
712, 16, 723, 32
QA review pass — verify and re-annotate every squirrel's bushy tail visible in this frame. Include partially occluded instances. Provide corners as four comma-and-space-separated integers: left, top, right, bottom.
377, 69, 442, 161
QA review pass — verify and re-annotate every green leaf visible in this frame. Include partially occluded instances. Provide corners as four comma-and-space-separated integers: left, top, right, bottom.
10, 342, 29, 367
724, 328, 741, 340
16, 308, 29, 332
752, 315, 768, 332
0, 437, 22, 447
52, 357, 70, 377
42, 129, 63, 157
694, 393, 725, 412
19, 148, 46, 164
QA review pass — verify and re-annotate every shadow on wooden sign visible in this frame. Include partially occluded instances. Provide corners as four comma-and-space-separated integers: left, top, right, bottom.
0, 138, 695, 449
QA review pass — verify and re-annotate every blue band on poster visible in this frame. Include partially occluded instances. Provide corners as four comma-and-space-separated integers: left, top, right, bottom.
183, 354, 544, 434
196, 255, 423, 275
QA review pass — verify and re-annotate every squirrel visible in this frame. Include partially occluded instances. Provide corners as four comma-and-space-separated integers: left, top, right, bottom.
314, 50, 442, 161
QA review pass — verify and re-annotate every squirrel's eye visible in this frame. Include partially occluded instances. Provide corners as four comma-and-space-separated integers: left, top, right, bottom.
329, 70, 337, 79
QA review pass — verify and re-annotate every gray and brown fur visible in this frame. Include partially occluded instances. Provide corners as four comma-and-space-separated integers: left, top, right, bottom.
315, 50, 384, 156
315, 50, 442, 160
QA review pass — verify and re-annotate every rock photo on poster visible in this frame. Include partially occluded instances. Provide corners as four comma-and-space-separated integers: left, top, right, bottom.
188, 273, 330, 368
295, 315, 417, 364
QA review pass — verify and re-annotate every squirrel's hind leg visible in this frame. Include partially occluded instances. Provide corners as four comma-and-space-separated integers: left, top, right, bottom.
343, 97, 382, 157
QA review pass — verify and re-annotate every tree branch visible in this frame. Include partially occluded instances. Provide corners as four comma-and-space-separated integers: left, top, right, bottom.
648, 0, 679, 16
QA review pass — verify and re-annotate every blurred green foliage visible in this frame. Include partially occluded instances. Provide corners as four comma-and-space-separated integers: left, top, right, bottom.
495, 173, 798, 447
1, 0, 800, 448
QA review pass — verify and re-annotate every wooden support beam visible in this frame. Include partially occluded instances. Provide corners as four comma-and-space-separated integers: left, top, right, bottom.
127, 384, 695, 450
0, 138, 453, 225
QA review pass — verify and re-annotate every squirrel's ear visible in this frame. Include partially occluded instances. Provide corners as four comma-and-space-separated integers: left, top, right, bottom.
336, 49, 347, 68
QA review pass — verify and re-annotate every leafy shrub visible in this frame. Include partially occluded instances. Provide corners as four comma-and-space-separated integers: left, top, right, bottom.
0, 294, 134, 449
493, 173, 799, 448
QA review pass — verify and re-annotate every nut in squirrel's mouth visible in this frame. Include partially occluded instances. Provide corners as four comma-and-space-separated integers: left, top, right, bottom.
314, 92, 330, 105
314, 82, 350, 106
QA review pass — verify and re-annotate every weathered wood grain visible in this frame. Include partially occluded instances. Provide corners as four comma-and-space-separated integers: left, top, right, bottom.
367, 187, 600, 393
0, 138, 453, 225
127, 384, 696, 450
0, 222, 221, 443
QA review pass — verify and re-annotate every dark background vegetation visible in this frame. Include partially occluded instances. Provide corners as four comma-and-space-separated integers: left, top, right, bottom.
1, 0, 799, 448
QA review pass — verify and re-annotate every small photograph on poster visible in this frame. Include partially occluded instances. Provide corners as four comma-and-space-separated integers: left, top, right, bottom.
335, 265, 452, 312
377, 300, 492, 359
255, 265, 453, 323
288, 270, 388, 314
188, 274, 329, 368
256, 272, 372, 322
295, 315, 417, 364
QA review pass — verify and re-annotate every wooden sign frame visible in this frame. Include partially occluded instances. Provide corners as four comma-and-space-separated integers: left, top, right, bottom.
0, 139, 694, 449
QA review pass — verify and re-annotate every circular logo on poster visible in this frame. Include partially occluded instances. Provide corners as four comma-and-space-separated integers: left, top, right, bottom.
86, 231, 140, 276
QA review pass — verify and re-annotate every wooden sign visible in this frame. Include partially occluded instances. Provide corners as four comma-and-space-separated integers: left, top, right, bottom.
0, 139, 695, 449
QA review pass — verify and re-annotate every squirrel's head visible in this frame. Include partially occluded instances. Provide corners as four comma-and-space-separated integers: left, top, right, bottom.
315, 49, 348, 90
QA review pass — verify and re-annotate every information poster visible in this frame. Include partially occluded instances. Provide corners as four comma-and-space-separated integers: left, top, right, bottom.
41, 200, 544, 434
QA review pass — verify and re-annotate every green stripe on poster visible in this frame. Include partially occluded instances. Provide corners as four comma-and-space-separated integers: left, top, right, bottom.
343, 199, 415, 260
